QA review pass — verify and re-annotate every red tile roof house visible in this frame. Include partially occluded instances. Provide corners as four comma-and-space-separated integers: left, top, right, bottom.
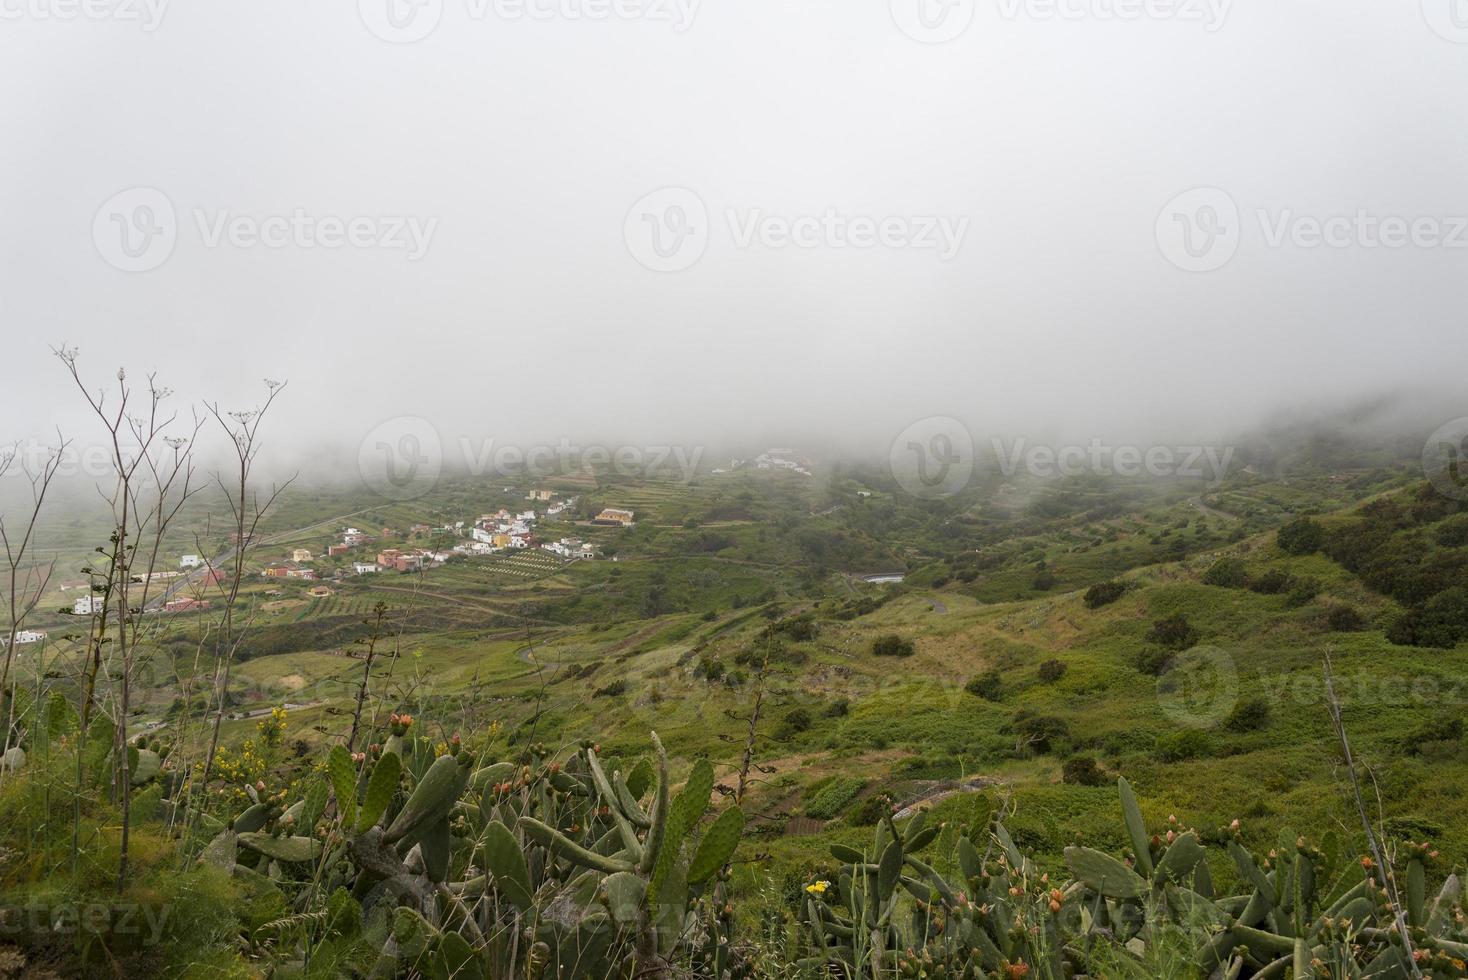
328, 544, 350, 556
164, 597, 212, 613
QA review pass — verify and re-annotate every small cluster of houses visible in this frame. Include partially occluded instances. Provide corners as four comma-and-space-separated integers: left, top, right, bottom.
711, 449, 811, 477
252, 492, 636, 582
755, 449, 812, 476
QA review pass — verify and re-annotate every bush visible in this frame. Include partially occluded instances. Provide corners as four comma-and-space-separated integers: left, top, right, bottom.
1084, 581, 1127, 609
1284, 578, 1322, 608
1135, 647, 1174, 677
1203, 558, 1250, 588
824, 698, 850, 718
1400, 716, 1463, 755
871, 634, 916, 658
1013, 713, 1069, 754
1037, 659, 1067, 683
1032, 569, 1058, 591
1387, 587, 1468, 648
1223, 696, 1271, 733
965, 670, 1003, 702
1324, 604, 1367, 632
1436, 514, 1468, 547
1249, 569, 1294, 595
1155, 729, 1211, 762
594, 680, 627, 697
777, 707, 813, 738
1278, 517, 1324, 555
1061, 755, 1106, 786
1146, 615, 1199, 651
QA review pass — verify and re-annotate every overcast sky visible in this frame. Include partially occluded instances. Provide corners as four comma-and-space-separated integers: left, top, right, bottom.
2, 0, 1466, 475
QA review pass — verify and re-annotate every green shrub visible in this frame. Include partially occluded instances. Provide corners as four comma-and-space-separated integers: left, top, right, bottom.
1146, 615, 1199, 651
1155, 729, 1211, 762
1203, 558, 1249, 588
1324, 604, 1366, 632
777, 707, 813, 739
1037, 659, 1067, 683
1278, 517, 1324, 555
1249, 569, 1294, 595
965, 670, 1003, 702
871, 634, 916, 658
1400, 716, 1463, 755
1013, 713, 1069, 754
1061, 755, 1105, 786
1223, 696, 1271, 733
1285, 577, 1322, 608
1083, 581, 1127, 609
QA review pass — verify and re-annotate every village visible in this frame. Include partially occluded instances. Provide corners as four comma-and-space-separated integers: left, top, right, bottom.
258, 491, 635, 585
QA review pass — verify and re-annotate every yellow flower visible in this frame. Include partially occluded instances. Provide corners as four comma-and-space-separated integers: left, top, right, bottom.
805, 880, 830, 895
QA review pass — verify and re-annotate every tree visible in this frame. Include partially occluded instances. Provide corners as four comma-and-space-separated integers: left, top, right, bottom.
1277, 517, 1324, 555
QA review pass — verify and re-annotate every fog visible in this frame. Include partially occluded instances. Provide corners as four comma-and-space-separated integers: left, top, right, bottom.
2, 0, 1466, 480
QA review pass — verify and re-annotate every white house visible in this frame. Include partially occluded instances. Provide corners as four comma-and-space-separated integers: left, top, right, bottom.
517, 510, 536, 522
542, 542, 572, 558
73, 595, 102, 615
353, 562, 379, 575
180, 554, 202, 569
2, 630, 46, 646
508, 536, 530, 549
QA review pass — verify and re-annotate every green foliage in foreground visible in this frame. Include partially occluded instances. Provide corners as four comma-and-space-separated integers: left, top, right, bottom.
798, 779, 1468, 979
